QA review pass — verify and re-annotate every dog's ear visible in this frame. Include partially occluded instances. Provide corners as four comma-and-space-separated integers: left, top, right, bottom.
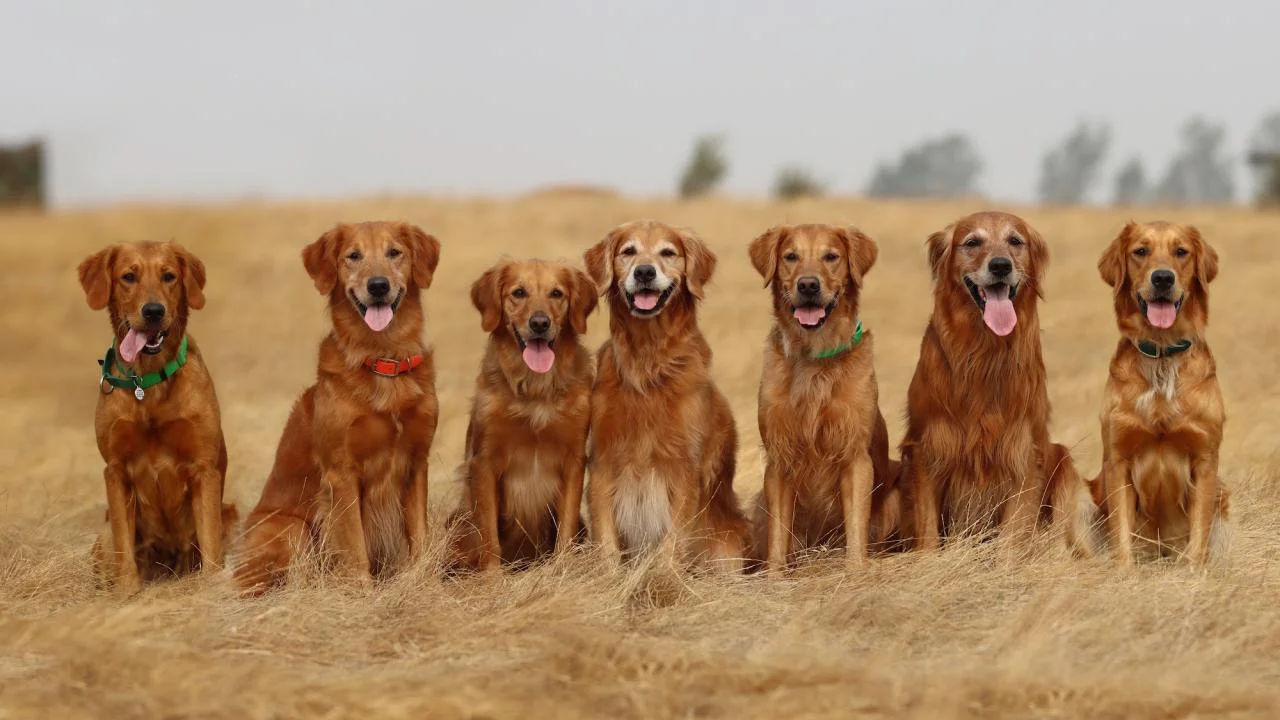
77, 246, 117, 310
748, 227, 785, 288
401, 223, 441, 290
1098, 223, 1134, 290
1023, 223, 1050, 299
173, 243, 208, 311
838, 226, 879, 286
302, 225, 344, 295
470, 261, 508, 333
926, 226, 954, 282
678, 228, 717, 300
1188, 226, 1219, 285
567, 266, 599, 335
583, 228, 619, 296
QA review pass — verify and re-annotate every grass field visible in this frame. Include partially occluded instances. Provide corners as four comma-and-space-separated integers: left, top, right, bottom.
2, 194, 1278, 718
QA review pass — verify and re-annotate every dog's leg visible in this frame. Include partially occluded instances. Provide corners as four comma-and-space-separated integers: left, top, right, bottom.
104, 463, 142, 595
1000, 460, 1040, 548
1186, 452, 1220, 566
763, 461, 794, 574
587, 466, 622, 567
843, 449, 874, 569
1103, 459, 1135, 567
468, 458, 503, 571
909, 460, 941, 551
324, 469, 372, 586
234, 509, 308, 596
402, 461, 429, 564
555, 455, 586, 557
190, 462, 226, 573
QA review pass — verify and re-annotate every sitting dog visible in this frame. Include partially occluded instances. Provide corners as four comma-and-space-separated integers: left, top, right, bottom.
447, 258, 597, 571
583, 220, 750, 571
78, 241, 237, 594
235, 221, 440, 594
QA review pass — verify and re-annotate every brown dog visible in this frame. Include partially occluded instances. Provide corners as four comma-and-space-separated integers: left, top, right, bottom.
583, 220, 749, 571
1092, 221, 1227, 566
899, 211, 1090, 552
447, 258, 598, 571
745, 224, 901, 572
235, 221, 441, 595
78, 241, 236, 595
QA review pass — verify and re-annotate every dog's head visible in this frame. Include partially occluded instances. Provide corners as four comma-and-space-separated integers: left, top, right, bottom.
302, 221, 440, 333
583, 220, 715, 319
78, 241, 207, 363
1098, 221, 1217, 335
927, 211, 1048, 337
470, 258, 597, 374
749, 224, 877, 333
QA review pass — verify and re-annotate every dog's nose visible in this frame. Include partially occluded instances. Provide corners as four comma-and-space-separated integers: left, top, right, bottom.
988, 257, 1013, 278
367, 276, 391, 298
633, 265, 657, 284
1151, 269, 1175, 291
528, 312, 551, 336
141, 303, 166, 323
797, 276, 822, 298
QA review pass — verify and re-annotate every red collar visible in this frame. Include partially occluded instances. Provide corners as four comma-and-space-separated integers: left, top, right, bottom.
363, 354, 424, 377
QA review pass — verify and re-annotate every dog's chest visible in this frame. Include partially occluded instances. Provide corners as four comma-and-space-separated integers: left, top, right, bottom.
1135, 357, 1181, 423
614, 471, 673, 551
502, 447, 562, 524
767, 364, 869, 463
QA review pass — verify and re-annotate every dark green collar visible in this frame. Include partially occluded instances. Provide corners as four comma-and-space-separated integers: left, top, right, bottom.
99, 335, 189, 400
812, 320, 864, 360
1135, 337, 1193, 359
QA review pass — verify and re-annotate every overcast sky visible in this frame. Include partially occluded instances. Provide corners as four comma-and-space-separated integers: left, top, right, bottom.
4, 0, 1278, 208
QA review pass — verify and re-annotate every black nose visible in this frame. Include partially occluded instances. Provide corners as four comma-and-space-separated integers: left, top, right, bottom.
634, 265, 657, 284
367, 276, 391, 298
988, 257, 1013, 278
797, 276, 822, 298
141, 303, 166, 323
1151, 269, 1175, 291
528, 312, 551, 336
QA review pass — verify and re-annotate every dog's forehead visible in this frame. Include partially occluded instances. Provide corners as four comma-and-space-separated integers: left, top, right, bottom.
514, 260, 562, 289
620, 226, 678, 252
117, 242, 174, 269
1132, 223, 1188, 248
785, 225, 841, 250
956, 214, 1021, 243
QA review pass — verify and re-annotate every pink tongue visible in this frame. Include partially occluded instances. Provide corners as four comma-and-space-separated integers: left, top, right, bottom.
981, 286, 1017, 336
633, 291, 659, 311
363, 305, 394, 332
793, 306, 827, 327
1146, 301, 1177, 329
522, 340, 555, 373
119, 329, 148, 363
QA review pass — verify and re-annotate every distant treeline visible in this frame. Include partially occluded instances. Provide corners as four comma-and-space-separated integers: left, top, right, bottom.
0, 140, 45, 209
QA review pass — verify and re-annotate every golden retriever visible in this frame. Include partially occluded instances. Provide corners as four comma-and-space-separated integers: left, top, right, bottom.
447, 258, 598, 571
78, 241, 237, 594
1092, 221, 1228, 565
583, 220, 749, 571
234, 221, 441, 594
899, 211, 1091, 552
745, 224, 901, 572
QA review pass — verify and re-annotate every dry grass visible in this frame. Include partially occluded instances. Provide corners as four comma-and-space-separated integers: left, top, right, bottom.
2, 195, 1279, 719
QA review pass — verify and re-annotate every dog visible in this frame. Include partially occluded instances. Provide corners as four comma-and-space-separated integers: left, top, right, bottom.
234, 221, 441, 595
78, 241, 237, 595
899, 211, 1091, 552
582, 220, 750, 571
745, 224, 902, 572
1092, 221, 1227, 566
446, 258, 598, 571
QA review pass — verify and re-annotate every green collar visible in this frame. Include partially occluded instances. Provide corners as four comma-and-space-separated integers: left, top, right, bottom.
812, 320, 865, 360
1135, 337, 1193, 359
99, 335, 189, 400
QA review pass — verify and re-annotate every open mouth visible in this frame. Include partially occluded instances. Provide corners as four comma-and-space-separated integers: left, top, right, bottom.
118, 324, 168, 363
349, 289, 403, 332
513, 327, 556, 374
964, 277, 1019, 337
791, 296, 838, 331
625, 285, 675, 317
1137, 294, 1182, 330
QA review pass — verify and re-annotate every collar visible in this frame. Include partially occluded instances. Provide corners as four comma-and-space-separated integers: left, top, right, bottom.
1134, 337, 1193, 359
99, 335, 189, 400
364, 354, 424, 377
812, 320, 864, 360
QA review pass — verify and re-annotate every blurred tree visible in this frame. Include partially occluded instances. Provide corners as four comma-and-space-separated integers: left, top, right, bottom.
1154, 117, 1235, 204
1246, 111, 1280, 206
678, 135, 728, 199
865, 133, 982, 198
1037, 122, 1110, 205
773, 166, 825, 200
1112, 157, 1149, 206
0, 140, 45, 208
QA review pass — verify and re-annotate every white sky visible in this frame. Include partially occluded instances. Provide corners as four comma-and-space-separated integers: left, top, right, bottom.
4, 0, 1278, 208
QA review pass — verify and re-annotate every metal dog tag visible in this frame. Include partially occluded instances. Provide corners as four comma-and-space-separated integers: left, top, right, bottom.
134, 386, 146, 401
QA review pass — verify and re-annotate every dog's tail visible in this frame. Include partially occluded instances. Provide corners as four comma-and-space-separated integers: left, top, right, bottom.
233, 509, 309, 597
1046, 443, 1102, 557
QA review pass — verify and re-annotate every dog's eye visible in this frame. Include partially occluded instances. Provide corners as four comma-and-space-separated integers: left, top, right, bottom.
512, 287, 527, 299
783, 252, 799, 262
1174, 247, 1189, 258
823, 252, 839, 262
1007, 236, 1024, 246
121, 272, 137, 283
346, 251, 363, 261
1133, 247, 1150, 258
659, 248, 677, 258
620, 247, 637, 257
963, 236, 982, 248
386, 248, 402, 259
161, 271, 177, 283
550, 288, 564, 298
